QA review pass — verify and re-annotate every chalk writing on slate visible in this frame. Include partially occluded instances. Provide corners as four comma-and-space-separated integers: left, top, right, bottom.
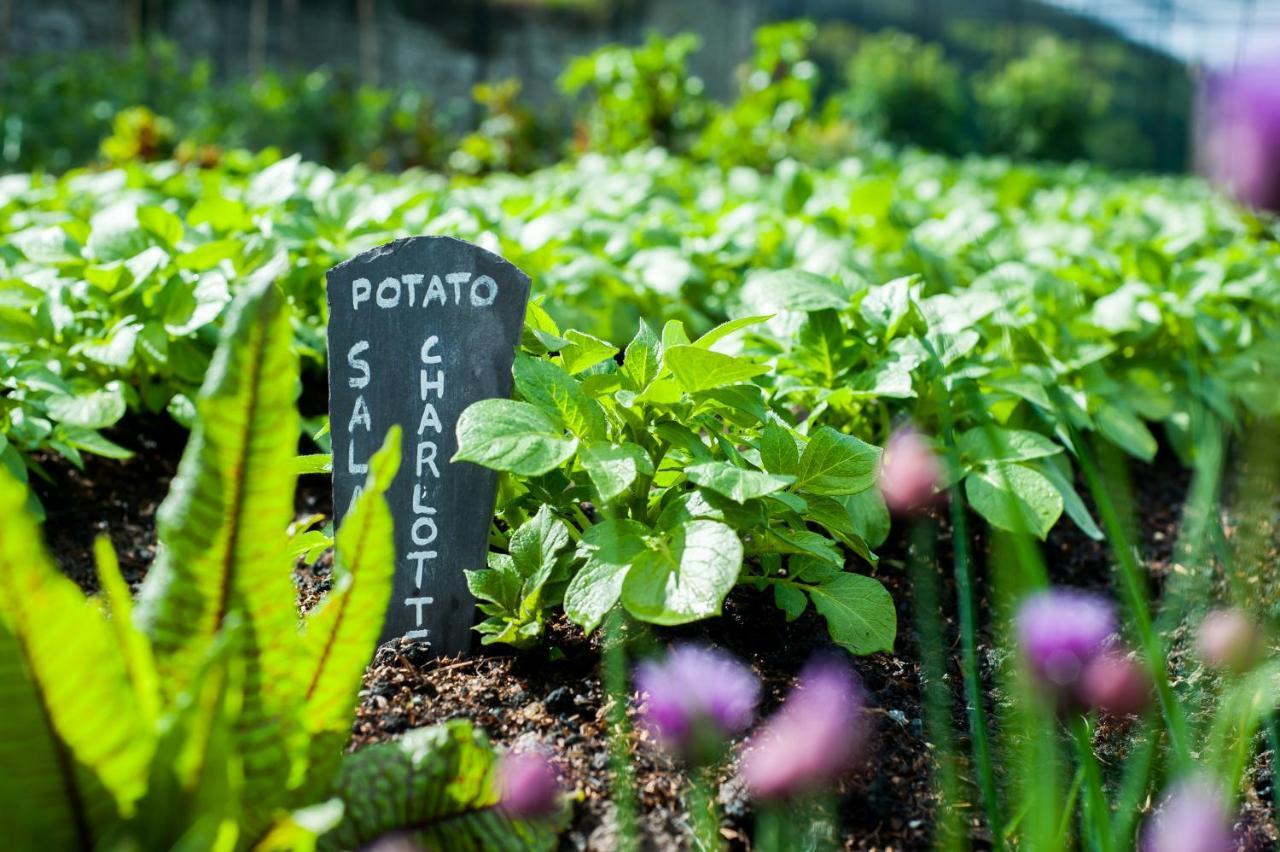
327, 236, 530, 652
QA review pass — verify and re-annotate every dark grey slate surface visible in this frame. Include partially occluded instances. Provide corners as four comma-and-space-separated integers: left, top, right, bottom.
327, 236, 530, 653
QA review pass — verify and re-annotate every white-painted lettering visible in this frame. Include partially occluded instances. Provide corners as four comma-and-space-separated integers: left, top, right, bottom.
420, 368, 445, 400
416, 441, 440, 478
348, 395, 371, 432
412, 486, 437, 515
446, 272, 471, 303
417, 402, 442, 435
423, 274, 446, 306
347, 442, 368, 475
352, 278, 371, 310
405, 596, 434, 625
420, 335, 441, 364
347, 340, 370, 389
408, 551, 437, 587
402, 273, 424, 306
470, 275, 498, 306
411, 515, 438, 546
375, 276, 401, 308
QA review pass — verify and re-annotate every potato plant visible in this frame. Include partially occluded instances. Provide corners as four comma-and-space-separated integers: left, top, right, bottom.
455, 310, 895, 654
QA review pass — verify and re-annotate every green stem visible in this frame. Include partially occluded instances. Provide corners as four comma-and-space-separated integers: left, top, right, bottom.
686, 765, 721, 851
603, 607, 639, 852
1070, 716, 1114, 852
1055, 766, 1085, 843
910, 521, 966, 851
1069, 429, 1191, 769
1110, 722, 1162, 848
938, 403, 1005, 848
1268, 712, 1280, 826
755, 805, 783, 852
567, 503, 592, 539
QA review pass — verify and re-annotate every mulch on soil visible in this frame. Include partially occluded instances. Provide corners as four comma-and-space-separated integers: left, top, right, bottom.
35, 418, 1277, 851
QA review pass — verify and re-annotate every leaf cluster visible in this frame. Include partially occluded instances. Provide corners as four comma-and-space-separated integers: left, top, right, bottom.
456, 310, 896, 654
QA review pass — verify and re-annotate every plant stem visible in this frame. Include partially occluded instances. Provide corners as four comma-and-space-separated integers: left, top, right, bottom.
1070, 715, 1114, 852
603, 606, 639, 852
939, 408, 1005, 848
1070, 431, 1191, 769
686, 765, 721, 851
1268, 712, 1280, 825
755, 805, 782, 852
910, 521, 966, 851
1055, 766, 1085, 842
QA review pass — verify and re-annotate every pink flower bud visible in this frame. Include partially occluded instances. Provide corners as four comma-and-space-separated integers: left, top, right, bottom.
498, 750, 561, 819
634, 644, 761, 764
1078, 651, 1152, 717
1197, 64, 1280, 213
1196, 609, 1264, 673
740, 659, 867, 800
1144, 777, 1235, 852
877, 426, 943, 515
1015, 589, 1116, 691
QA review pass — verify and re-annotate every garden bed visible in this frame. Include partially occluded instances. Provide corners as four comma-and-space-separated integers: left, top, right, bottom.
37, 414, 1276, 850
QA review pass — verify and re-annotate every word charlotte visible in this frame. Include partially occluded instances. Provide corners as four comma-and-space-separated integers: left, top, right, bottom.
342, 268, 501, 641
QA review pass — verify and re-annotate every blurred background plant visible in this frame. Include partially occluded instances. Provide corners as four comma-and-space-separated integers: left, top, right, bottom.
975, 36, 1111, 162
0, 7, 1207, 176
839, 29, 969, 156
558, 31, 708, 156
450, 80, 547, 176
694, 20, 829, 170
0, 39, 456, 173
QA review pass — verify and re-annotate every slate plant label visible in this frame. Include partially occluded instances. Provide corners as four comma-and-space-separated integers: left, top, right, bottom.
327, 236, 531, 652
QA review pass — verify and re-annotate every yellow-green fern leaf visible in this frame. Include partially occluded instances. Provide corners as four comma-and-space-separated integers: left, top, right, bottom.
135, 254, 306, 838
299, 426, 401, 789
0, 467, 155, 844
94, 535, 160, 722
319, 721, 567, 851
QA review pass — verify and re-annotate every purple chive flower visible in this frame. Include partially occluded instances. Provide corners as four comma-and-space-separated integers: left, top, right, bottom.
634, 645, 760, 763
878, 426, 944, 515
1078, 650, 1152, 718
497, 750, 561, 818
740, 658, 867, 800
1143, 777, 1235, 852
1197, 63, 1280, 213
1016, 589, 1116, 690
1196, 608, 1264, 673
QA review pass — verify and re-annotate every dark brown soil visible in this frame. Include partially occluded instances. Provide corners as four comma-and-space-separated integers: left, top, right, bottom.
35, 417, 1278, 851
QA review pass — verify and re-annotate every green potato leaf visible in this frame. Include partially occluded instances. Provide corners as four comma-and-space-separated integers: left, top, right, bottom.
664, 345, 769, 393
685, 460, 794, 504
794, 427, 882, 496
453, 399, 579, 476
806, 572, 897, 655
580, 442, 654, 505
621, 520, 742, 625
964, 463, 1064, 540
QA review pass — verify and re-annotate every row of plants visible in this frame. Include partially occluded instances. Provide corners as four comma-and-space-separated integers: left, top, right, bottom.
1, 147, 1274, 683
3, 22, 1156, 176
5, 272, 1275, 849
2, 140, 1275, 508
